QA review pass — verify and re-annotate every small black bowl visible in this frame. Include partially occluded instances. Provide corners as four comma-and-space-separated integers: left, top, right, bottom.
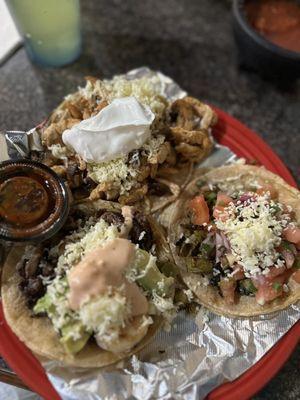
232, 0, 300, 80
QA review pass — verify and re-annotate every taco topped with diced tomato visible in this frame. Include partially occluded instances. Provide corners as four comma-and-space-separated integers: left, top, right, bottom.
169, 165, 300, 317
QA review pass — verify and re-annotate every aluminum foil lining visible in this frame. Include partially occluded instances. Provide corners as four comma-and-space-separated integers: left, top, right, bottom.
43, 304, 300, 400
0, 128, 43, 162
3, 67, 300, 399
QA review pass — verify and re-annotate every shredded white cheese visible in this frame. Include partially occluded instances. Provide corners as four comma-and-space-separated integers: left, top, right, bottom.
87, 157, 138, 194
46, 277, 77, 335
79, 75, 168, 118
183, 289, 194, 302
54, 218, 120, 272
150, 292, 177, 331
79, 291, 129, 340
215, 194, 290, 276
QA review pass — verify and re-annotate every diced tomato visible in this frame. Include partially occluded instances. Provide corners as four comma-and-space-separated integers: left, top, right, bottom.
252, 275, 285, 305
219, 278, 236, 305
232, 264, 245, 281
213, 207, 229, 221
281, 204, 294, 219
213, 192, 233, 221
256, 184, 277, 199
283, 226, 300, 246
252, 268, 293, 305
266, 266, 286, 278
189, 195, 210, 225
292, 270, 300, 283
254, 281, 283, 305
216, 192, 233, 206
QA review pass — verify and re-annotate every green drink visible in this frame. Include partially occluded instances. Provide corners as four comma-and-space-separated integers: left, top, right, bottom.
6, 0, 81, 67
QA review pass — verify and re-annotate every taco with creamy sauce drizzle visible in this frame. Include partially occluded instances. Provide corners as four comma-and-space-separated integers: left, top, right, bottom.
169, 165, 300, 317
1, 200, 176, 367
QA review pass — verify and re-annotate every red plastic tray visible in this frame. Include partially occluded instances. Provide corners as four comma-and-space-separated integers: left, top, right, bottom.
0, 108, 299, 400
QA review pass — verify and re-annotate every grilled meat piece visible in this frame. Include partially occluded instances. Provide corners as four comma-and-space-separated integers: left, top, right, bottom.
129, 211, 153, 251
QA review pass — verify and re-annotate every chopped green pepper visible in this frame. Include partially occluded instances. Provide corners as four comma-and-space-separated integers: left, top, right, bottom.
293, 256, 300, 270
157, 261, 179, 278
270, 204, 281, 214
196, 180, 205, 188
272, 282, 282, 291
200, 243, 214, 258
281, 241, 293, 250
60, 322, 91, 354
238, 279, 257, 296
187, 256, 212, 274
204, 191, 217, 207
190, 230, 206, 244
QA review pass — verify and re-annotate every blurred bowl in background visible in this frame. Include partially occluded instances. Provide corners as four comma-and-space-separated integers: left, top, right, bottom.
232, 0, 300, 80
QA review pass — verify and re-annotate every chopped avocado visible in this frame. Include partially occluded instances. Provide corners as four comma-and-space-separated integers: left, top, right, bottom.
157, 260, 179, 278
34, 281, 91, 355
33, 293, 55, 315
187, 256, 212, 274
60, 321, 91, 354
134, 249, 174, 298
238, 279, 257, 296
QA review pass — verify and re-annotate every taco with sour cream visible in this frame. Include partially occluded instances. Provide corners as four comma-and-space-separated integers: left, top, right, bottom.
1, 200, 176, 367
39, 73, 217, 209
169, 165, 300, 317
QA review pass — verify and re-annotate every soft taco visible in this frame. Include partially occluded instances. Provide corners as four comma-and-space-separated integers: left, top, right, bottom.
169, 165, 300, 317
39, 73, 216, 208
1, 200, 176, 367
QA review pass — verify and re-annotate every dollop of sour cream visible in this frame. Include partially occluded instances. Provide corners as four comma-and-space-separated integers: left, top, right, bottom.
62, 96, 155, 163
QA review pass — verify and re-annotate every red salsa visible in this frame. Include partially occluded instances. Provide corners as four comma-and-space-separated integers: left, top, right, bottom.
246, 0, 300, 53
0, 160, 69, 242
0, 176, 49, 226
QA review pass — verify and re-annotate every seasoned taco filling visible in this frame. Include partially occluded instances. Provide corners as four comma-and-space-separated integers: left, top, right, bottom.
40, 74, 216, 205
175, 185, 300, 307
16, 207, 175, 355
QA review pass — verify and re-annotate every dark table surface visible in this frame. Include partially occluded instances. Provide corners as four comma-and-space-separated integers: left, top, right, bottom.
0, 0, 299, 399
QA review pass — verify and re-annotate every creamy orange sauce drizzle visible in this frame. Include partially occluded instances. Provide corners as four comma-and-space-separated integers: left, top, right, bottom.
67, 238, 148, 315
